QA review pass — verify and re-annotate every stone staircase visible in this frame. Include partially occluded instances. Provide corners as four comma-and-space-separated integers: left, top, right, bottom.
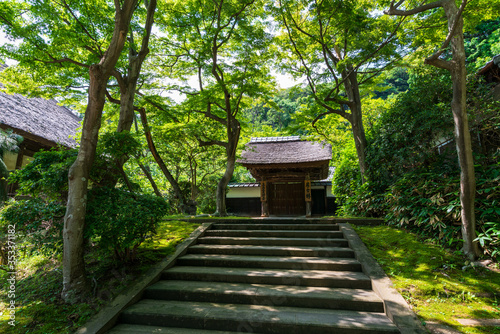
107, 220, 400, 333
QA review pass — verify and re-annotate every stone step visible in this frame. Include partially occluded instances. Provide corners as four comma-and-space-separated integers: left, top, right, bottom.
212, 223, 340, 230
189, 244, 356, 257
144, 280, 385, 312
177, 254, 362, 271
162, 266, 372, 289
119, 300, 399, 333
107, 324, 240, 333
205, 230, 344, 238
187, 244, 355, 257
197, 236, 349, 247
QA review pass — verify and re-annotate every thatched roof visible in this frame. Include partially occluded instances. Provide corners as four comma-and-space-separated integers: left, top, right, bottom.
0, 91, 81, 148
239, 137, 332, 165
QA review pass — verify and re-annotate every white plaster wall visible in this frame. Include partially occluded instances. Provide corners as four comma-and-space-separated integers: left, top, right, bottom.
3, 151, 17, 170
2, 152, 33, 170
326, 185, 334, 197
227, 187, 261, 198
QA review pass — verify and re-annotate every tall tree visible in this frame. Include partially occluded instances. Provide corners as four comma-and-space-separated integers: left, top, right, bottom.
274, 0, 405, 183
0, 0, 161, 299
385, 0, 483, 260
63, 0, 139, 303
159, 0, 274, 215
104, 0, 157, 186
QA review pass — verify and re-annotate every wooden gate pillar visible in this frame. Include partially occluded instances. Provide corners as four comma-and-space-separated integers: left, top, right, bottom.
305, 177, 312, 217
260, 181, 269, 217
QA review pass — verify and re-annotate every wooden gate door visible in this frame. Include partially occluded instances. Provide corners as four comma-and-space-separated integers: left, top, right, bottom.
270, 182, 305, 216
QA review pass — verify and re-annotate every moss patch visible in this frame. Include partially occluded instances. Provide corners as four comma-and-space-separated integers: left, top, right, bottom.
0, 220, 200, 334
354, 225, 500, 334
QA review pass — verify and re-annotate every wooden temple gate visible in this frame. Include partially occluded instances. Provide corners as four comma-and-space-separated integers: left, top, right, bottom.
239, 137, 332, 218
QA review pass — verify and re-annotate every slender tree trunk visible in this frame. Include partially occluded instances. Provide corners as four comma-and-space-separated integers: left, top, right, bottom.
138, 108, 192, 213
442, 0, 480, 260
136, 157, 163, 197
215, 120, 240, 216
61, 0, 138, 303
62, 65, 106, 303
343, 66, 368, 183
114, 0, 156, 181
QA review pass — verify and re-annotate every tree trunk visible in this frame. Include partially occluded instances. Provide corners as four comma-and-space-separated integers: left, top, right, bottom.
343, 66, 368, 183
442, 0, 480, 260
215, 120, 240, 216
136, 157, 163, 197
62, 65, 106, 303
61, 0, 138, 303
138, 107, 193, 213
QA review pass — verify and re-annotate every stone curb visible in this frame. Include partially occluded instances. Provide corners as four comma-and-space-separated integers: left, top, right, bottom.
339, 223, 428, 334
75, 222, 213, 334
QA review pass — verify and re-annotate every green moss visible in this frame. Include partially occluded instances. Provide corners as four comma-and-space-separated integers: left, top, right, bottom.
355, 225, 500, 334
0, 220, 200, 334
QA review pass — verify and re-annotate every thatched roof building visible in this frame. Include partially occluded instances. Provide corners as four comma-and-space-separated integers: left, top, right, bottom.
0, 93, 80, 149
236, 136, 333, 217
0, 79, 81, 183
238, 136, 332, 181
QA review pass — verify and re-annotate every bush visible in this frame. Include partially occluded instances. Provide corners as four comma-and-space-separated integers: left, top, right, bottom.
384, 156, 500, 259
0, 198, 66, 256
85, 187, 169, 262
9, 149, 77, 201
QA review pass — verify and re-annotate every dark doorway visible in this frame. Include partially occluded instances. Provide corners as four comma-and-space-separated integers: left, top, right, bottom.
269, 182, 305, 216
311, 189, 326, 215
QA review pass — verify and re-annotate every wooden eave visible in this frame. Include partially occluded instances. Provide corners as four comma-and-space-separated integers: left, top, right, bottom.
241, 160, 330, 182
0, 123, 65, 153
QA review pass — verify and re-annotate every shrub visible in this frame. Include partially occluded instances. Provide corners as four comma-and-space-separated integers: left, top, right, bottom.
0, 198, 66, 256
384, 157, 500, 259
85, 187, 169, 262
9, 149, 77, 201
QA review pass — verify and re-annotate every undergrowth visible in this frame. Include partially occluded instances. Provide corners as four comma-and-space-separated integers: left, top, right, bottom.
355, 225, 500, 334
0, 220, 200, 334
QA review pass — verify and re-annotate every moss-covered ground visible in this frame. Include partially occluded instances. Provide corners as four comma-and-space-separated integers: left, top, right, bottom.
354, 225, 500, 334
0, 220, 200, 334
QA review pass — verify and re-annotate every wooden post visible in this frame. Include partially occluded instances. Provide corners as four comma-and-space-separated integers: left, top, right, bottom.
260, 181, 269, 217
15, 144, 25, 170
305, 176, 312, 217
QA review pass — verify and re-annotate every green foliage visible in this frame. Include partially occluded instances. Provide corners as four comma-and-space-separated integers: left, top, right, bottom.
99, 131, 141, 160
0, 220, 200, 334
335, 63, 500, 259
3, 131, 168, 260
85, 187, 170, 262
474, 154, 500, 259
385, 170, 462, 247
465, 18, 500, 70
332, 145, 360, 209
9, 148, 77, 200
355, 225, 500, 333
0, 198, 66, 255
366, 67, 455, 193
374, 67, 410, 100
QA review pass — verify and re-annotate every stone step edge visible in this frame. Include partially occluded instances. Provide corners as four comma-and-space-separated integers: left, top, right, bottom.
162, 266, 372, 289
119, 299, 399, 333
211, 223, 341, 230
143, 280, 385, 312
177, 254, 362, 271
107, 324, 242, 334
